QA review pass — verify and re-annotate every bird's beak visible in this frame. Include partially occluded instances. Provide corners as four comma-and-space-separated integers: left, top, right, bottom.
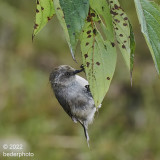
73, 68, 84, 74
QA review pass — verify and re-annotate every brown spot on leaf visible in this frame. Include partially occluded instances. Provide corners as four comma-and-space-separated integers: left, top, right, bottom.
114, 4, 119, 9
96, 62, 100, 66
57, 7, 60, 10
122, 44, 126, 49
87, 35, 91, 38
86, 42, 89, 46
124, 17, 128, 20
87, 30, 91, 34
37, 0, 39, 4
111, 42, 115, 47
91, 13, 96, 17
36, 9, 39, 13
124, 40, 127, 43
93, 29, 97, 35
119, 34, 123, 37
120, 13, 124, 16
84, 54, 88, 59
110, 1, 113, 3
41, 7, 44, 10
86, 62, 90, 67
48, 17, 51, 21
107, 77, 110, 80
123, 23, 127, 26
110, 10, 118, 16
87, 17, 91, 22
34, 24, 39, 29
114, 19, 120, 23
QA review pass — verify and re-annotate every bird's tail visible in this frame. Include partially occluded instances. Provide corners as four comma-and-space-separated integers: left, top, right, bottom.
78, 120, 90, 148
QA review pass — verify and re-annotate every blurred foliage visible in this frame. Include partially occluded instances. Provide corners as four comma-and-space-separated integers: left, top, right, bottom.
0, 0, 160, 160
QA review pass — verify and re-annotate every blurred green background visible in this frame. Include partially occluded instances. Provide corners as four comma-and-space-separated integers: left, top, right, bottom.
0, 0, 160, 160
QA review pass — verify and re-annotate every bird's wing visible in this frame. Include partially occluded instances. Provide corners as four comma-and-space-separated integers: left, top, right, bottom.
55, 92, 73, 118
56, 90, 91, 146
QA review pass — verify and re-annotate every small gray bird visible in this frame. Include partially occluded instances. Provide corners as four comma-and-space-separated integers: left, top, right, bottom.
49, 65, 100, 147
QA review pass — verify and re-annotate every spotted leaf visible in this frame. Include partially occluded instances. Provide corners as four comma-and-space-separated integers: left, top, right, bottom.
109, 0, 135, 73
33, 0, 55, 39
90, 0, 115, 42
80, 10, 117, 107
134, 0, 160, 74
59, 0, 89, 59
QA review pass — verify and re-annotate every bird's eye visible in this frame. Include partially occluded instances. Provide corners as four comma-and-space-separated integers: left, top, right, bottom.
65, 72, 70, 76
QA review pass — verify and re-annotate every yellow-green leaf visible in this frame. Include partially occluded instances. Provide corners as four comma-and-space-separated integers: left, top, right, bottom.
89, 0, 114, 42
109, 0, 135, 73
33, 0, 55, 39
80, 10, 117, 107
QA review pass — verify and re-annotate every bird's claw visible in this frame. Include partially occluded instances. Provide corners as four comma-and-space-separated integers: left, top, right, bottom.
80, 64, 84, 70
85, 85, 90, 92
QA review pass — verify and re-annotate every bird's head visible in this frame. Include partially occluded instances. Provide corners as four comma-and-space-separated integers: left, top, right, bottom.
49, 65, 83, 85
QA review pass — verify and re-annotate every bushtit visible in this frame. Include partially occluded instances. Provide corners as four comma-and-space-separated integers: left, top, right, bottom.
49, 65, 100, 147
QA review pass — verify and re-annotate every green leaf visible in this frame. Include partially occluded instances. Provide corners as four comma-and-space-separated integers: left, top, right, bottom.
134, 0, 160, 74
33, 0, 55, 39
108, 0, 135, 72
59, 0, 89, 59
80, 10, 117, 107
